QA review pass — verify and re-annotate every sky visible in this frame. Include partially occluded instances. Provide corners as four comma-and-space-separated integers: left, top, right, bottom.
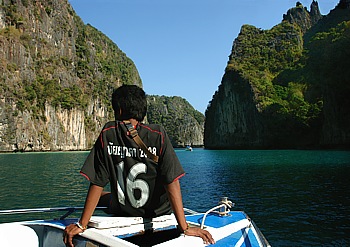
68, 0, 339, 113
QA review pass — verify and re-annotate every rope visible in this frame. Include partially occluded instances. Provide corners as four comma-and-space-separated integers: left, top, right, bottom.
200, 199, 233, 229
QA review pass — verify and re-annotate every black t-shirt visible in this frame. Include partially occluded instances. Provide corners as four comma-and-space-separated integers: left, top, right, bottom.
80, 121, 185, 217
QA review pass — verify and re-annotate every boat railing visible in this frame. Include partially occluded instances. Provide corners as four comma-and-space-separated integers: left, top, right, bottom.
1, 206, 199, 220
183, 208, 198, 215
0, 207, 107, 220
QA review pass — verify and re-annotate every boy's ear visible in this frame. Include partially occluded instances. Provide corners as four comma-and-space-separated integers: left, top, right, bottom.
114, 108, 123, 120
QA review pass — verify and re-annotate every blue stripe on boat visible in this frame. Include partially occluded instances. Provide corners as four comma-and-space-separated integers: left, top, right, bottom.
210, 229, 256, 247
186, 212, 247, 228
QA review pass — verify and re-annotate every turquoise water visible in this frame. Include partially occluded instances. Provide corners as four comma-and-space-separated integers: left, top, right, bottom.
0, 149, 349, 246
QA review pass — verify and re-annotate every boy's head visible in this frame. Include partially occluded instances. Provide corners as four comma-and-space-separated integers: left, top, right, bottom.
112, 85, 147, 121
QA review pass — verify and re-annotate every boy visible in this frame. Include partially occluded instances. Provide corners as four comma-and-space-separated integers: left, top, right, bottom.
63, 85, 214, 246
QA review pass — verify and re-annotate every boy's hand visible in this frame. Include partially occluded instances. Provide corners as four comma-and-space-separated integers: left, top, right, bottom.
63, 223, 84, 247
185, 226, 215, 245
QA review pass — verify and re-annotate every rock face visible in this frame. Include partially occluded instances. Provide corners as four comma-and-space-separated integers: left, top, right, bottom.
204, 71, 262, 149
283, 1, 322, 32
147, 95, 205, 147
0, 0, 142, 151
205, 1, 350, 149
0, 0, 204, 152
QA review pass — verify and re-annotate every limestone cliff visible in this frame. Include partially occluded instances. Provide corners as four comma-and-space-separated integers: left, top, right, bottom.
0, 0, 204, 152
0, 0, 141, 151
204, 70, 263, 149
205, 1, 350, 149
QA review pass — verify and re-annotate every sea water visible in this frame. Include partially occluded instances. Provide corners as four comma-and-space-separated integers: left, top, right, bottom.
0, 149, 349, 246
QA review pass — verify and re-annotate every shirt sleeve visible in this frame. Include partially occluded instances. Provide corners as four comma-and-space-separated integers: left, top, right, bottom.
80, 133, 110, 187
158, 126, 185, 184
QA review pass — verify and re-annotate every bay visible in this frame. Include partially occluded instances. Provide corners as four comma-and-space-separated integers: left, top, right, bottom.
0, 149, 349, 246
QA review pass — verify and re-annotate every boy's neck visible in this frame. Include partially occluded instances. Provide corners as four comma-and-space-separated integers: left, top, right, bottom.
128, 118, 138, 127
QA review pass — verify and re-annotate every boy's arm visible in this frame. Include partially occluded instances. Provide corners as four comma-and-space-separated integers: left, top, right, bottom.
165, 180, 215, 245
63, 184, 103, 247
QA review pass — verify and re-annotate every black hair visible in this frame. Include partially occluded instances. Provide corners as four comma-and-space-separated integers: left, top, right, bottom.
112, 85, 147, 121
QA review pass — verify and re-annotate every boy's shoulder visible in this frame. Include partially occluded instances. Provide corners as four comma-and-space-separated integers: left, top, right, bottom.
139, 123, 165, 133
100, 121, 166, 134
103, 121, 118, 129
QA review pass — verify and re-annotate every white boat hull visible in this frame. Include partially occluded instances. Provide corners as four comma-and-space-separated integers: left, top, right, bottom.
0, 211, 269, 247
